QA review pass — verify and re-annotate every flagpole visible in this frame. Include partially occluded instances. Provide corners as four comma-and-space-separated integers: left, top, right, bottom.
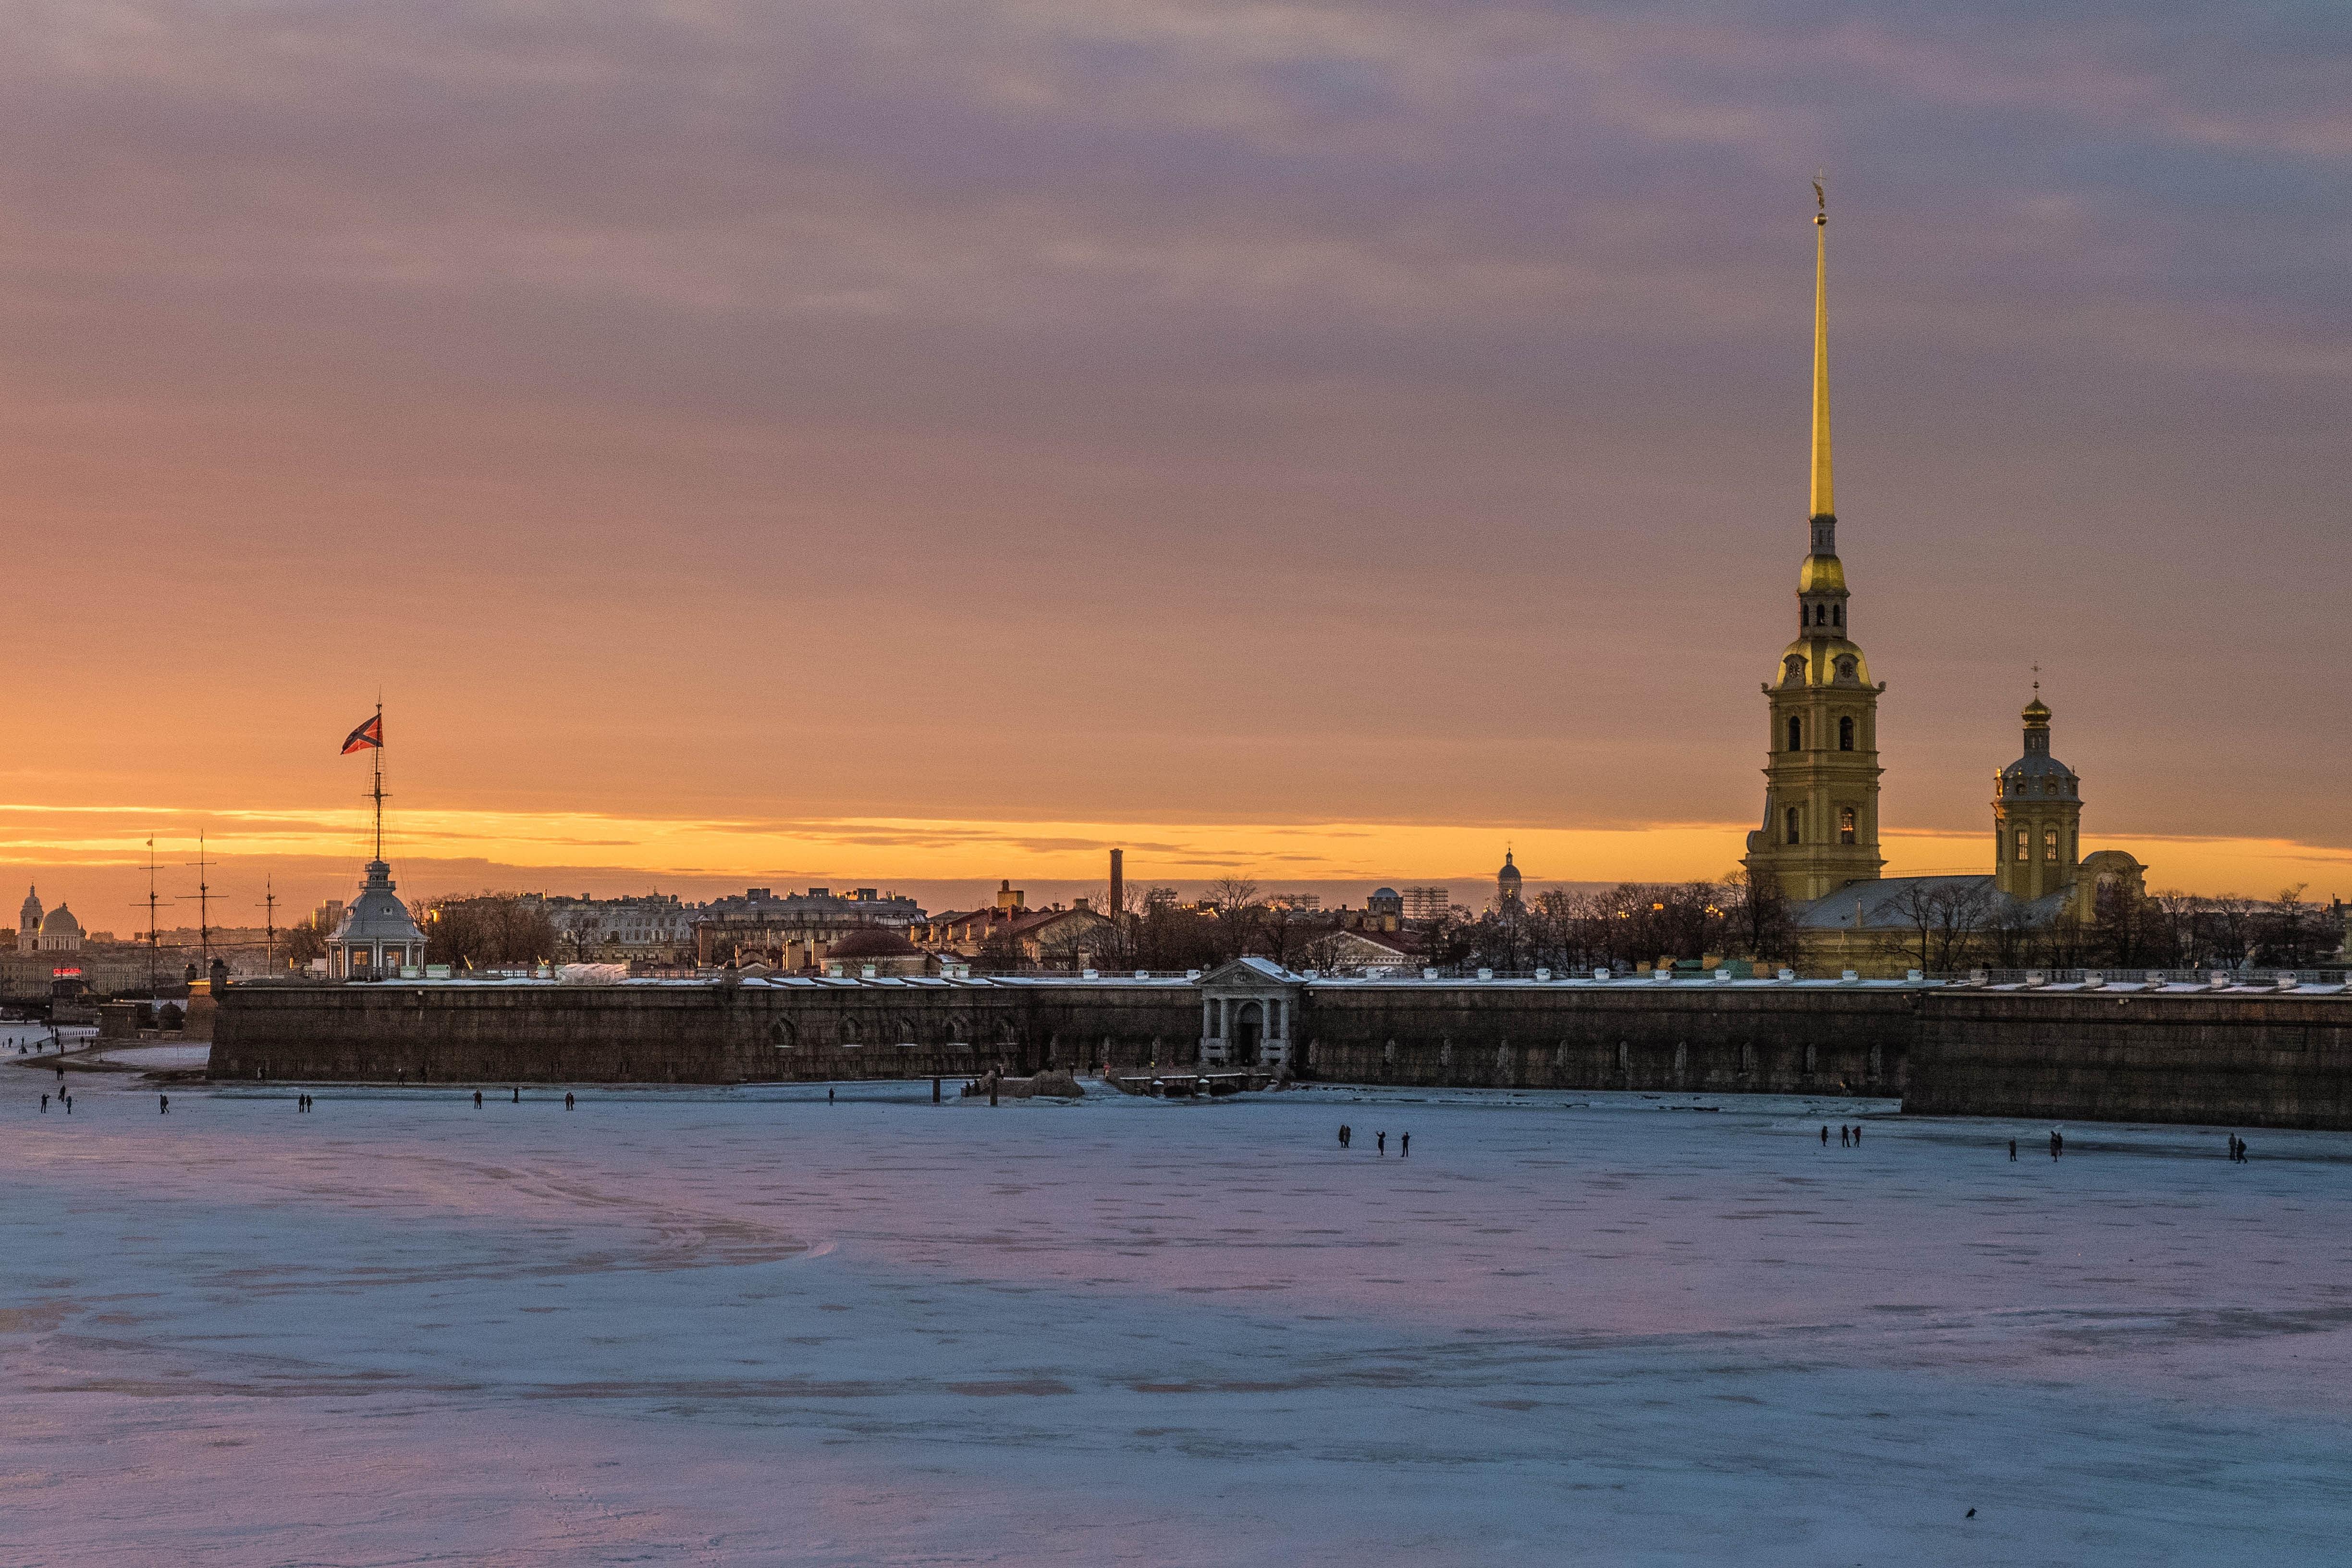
372, 700, 384, 863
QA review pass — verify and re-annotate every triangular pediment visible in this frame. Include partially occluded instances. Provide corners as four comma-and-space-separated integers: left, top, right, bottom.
1197, 956, 1304, 989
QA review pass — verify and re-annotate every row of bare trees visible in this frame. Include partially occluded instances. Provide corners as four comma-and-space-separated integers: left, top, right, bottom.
413, 895, 560, 970
1423, 875, 1799, 974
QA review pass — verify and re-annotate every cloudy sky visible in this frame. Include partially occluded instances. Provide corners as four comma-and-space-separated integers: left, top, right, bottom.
0, 0, 2344, 922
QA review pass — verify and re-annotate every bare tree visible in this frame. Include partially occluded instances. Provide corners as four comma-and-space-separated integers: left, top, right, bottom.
1882, 882, 1991, 974
1205, 876, 1267, 966
281, 917, 329, 969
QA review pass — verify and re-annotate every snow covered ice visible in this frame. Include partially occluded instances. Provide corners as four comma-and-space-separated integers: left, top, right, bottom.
5, 1039, 2351, 1565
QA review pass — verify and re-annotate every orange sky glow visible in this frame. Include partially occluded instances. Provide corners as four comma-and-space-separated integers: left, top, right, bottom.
0, 2, 2342, 926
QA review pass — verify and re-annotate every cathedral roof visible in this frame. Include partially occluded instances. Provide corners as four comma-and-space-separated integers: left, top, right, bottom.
1792, 875, 2072, 932
38, 905, 81, 937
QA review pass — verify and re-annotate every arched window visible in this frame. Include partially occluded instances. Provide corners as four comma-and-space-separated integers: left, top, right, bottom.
1787, 716, 1801, 751
2015, 828, 2030, 864
2044, 827, 2059, 862
1813, 604, 1827, 625
1785, 807, 1801, 845
1832, 603, 1843, 626
1838, 807, 1856, 845
1838, 716, 1854, 751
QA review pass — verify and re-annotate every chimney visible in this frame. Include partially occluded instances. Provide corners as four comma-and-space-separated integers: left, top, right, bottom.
1109, 848, 1124, 918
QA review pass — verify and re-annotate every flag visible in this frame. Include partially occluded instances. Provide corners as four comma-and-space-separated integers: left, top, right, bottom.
340, 714, 383, 754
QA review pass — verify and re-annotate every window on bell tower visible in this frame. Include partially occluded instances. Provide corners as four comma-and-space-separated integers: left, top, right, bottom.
1838, 807, 1856, 845
1785, 807, 1801, 845
2045, 828, 2059, 862
1787, 716, 1801, 751
1838, 716, 1854, 751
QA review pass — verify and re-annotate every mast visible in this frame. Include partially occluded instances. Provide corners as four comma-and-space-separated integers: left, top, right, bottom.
146, 837, 159, 993
261, 876, 277, 970
195, 831, 212, 967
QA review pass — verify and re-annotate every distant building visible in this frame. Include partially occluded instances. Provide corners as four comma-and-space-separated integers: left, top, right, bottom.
1366, 888, 1404, 931
693, 886, 924, 970
527, 893, 694, 962
823, 928, 933, 978
1308, 927, 1416, 974
1401, 887, 1451, 923
1494, 851, 1523, 911
917, 881, 1112, 968
34, 904, 84, 954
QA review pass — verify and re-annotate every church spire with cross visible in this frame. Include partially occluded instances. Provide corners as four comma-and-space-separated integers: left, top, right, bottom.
1745, 180, 1887, 904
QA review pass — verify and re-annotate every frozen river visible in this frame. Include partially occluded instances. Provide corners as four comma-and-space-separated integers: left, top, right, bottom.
5, 1038, 2350, 1565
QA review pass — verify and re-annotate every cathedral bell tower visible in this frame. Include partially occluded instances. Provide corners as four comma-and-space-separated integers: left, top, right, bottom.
1992, 693, 2080, 902
1744, 185, 1886, 903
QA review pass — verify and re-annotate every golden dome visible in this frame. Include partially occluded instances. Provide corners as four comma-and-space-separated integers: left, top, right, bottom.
1774, 637, 1871, 688
2022, 696, 2052, 726
1798, 553, 1846, 594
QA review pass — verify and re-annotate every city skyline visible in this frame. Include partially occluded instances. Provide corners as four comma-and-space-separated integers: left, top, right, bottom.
0, 2, 2342, 914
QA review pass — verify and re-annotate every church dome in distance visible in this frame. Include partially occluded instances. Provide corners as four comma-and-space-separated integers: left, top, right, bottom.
40, 905, 82, 938
2023, 696, 2052, 724
826, 928, 920, 960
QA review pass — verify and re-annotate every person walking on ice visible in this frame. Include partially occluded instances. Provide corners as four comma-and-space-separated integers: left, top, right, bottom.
1401, 1133, 1410, 1158
1376, 1131, 1386, 1156
159, 1094, 169, 1114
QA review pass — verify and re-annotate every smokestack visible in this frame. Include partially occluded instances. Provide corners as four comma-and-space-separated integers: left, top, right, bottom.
1109, 848, 1124, 919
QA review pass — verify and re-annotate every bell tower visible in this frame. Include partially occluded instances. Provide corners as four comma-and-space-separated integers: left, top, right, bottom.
1744, 184, 1886, 903
1993, 691, 2081, 902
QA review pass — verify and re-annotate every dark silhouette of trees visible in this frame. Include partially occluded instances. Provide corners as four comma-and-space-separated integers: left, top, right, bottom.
417, 894, 557, 969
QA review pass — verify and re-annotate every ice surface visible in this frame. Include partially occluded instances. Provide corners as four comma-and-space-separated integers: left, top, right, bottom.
5, 1029, 2351, 1565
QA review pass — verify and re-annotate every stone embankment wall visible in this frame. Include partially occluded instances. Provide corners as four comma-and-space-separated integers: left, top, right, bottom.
1910, 991, 2352, 1129
212, 978, 2352, 1129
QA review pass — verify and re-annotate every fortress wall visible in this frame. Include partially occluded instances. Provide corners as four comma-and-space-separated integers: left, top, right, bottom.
212, 978, 2352, 1129
1909, 991, 2352, 1130
209, 981, 1201, 1085
1297, 984, 1914, 1095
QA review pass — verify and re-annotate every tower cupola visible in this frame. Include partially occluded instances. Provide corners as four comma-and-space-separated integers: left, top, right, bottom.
1994, 688, 2082, 901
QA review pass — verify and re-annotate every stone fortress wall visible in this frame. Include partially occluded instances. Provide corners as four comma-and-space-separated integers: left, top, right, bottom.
209, 973, 2352, 1129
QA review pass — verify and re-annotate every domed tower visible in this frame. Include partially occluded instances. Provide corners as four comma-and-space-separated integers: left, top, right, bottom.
18, 886, 40, 948
1496, 850, 1523, 910
1743, 185, 1886, 903
1993, 693, 2081, 902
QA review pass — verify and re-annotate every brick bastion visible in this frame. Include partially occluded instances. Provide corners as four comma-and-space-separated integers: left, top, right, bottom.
208, 972, 2352, 1129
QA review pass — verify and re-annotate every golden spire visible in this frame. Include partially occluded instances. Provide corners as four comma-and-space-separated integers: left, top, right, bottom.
1810, 176, 1832, 520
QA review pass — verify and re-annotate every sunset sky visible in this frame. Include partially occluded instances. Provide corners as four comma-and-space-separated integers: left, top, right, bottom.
0, 1, 2344, 927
